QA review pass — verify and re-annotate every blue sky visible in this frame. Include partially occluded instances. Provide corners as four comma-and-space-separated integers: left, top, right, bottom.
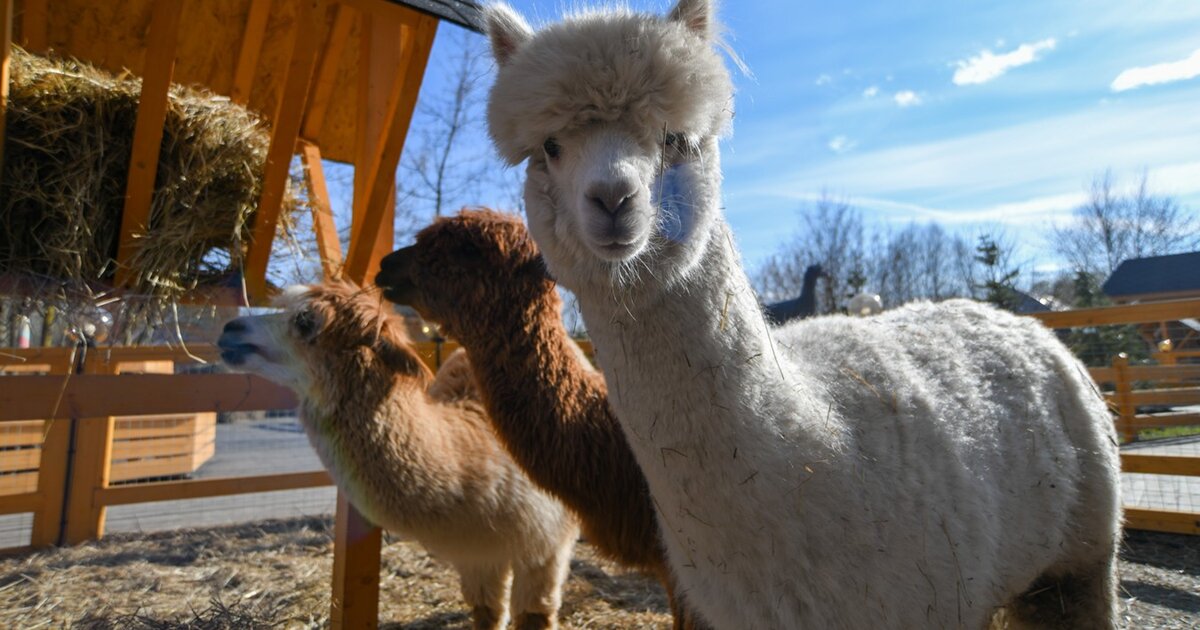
357, 1, 1200, 275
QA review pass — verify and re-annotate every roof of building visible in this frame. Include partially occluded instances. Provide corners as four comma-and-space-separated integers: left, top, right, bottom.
397, 0, 483, 32
1102, 251, 1200, 300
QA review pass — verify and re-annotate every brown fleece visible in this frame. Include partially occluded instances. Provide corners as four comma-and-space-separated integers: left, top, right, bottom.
376, 209, 710, 630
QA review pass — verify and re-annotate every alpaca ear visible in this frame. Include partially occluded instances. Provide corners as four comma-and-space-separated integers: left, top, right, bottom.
483, 3, 534, 66
668, 0, 714, 39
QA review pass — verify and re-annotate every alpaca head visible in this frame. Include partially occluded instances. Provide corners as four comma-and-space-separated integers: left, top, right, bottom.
374, 209, 557, 341
217, 282, 431, 393
484, 0, 733, 293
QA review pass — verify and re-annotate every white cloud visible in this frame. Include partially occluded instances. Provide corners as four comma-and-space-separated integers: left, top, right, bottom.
815, 74, 833, 86
863, 86, 879, 98
1111, 49, 1200, 91
952, 38, 1057, 86
828, 136, 856, 153
893, 90, 922, 107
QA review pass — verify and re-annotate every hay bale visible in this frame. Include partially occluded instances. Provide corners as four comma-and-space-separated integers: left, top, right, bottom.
0, 46, 301, 299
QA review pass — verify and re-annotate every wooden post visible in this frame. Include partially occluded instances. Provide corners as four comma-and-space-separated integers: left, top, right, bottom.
230, 0, 273, 106
330, 491, 382, 629
243, 0, 325, 302
300, 141, 343, 280
63, 354, 119, 544
29, 354, 74, 547
302, 3, 354, 143
343, 10, 437, 284
113, 0, 185, 287
1113, 353, 1137, 444
1, 0, 13, 177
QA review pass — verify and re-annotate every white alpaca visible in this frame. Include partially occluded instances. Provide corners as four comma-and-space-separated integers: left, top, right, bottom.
483, 2, 1122, 628
218, 283, 577, 630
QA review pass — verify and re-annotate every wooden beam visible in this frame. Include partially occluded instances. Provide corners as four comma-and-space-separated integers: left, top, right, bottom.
230, 0, 273, 106
1126, 386, 1200, 407
1126, 364, 1200, 382
302, 3, 355, 142
244, 0, 325, 302
1, 0, 12, 176
63, 358, 118, 544
330, 491, 382, 629
30, 361, 73, 546
1030, 298, 1200, 330
113, 0, 185, 288
300, 141, 344, 279
96, 470, 331, 506
1120, 453, 1200, 477
1130, 412, 1200, 429
17, 0, 46, 51
0, 492, 42, 515
344, 10, 438, 284
0, 373, 297, 421
1123, 508, 1200, 536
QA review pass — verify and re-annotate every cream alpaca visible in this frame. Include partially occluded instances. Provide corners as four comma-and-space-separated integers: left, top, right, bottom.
484, 2, 1122, 628
218, 283, 577, 630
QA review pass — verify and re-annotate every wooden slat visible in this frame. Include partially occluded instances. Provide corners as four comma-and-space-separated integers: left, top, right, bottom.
1123, 507, 1200, 535
244, 0, 326, 302
112, 436, 198, 460
0, 346, 75, 366
64, 358, 118, 544
0, 0, 12, 175
302, 3, 355, 141
344, 10, 437, 283
31, 362, 70, 547
113, 0, 185, 288
0, 491, 41, 514
17, 0, 46, 51
1088, 367, 1117, 384
0, 374, 297, 421
110, 453, 196, 483
113, 417, 196, 440
0, 420, 44, 447
300, 142, 344, 280
330, 491, 382, 628
1127, 387, 1200, 407
1127, 364, 1200, 382
96, 470, 332, 506
231, 0, 273, 106
1130, 412, 1200, 429
1120, 453, 1200, 477
1031, 298, 1200, 329
0, 448, 40, 472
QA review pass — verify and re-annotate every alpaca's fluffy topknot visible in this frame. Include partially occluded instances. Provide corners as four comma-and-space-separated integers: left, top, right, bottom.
485, 3, 734, 165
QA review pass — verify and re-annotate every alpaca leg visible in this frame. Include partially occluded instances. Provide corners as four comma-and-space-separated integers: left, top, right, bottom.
457, 562, 512, 630
660, 568, 711, 630
1003, 557, 1118, 630
509, 542, 573, 630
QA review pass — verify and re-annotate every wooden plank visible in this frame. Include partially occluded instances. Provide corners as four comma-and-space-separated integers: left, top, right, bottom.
244, 0, 326, 302
110, 453, 196, 483
111, 417, 195, 440
1127, 364, 1200, 382
330, 491, 382, 629
1113, 354, 1136, 443
1030, 298, 1200, 329
112, 435, 199, 460
1127, 387, 1200, 407
0, 491, 41, 514
0, 347, 75, 366
17, 0, 46, 51
0, 421, 44, 447
0, 374, 297, 421
0, 0, 12, 175
1130, 412, 1200, 429
230, 0, 273, 106
96, 470, 332, 506
1120, 454, 1200, 477
113, 0, 185, 288
30, 359, 71, 546
300, 142, 345, 280
302, 3, 355, 142
1088, 367, 1117, 384
63, 358, 118, 544
344, 10, 437, 283
1123, 508, 1200, 536
0, 448, 40, 473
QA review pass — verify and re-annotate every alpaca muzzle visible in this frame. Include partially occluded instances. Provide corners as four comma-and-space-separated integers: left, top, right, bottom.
216, 318, 259, 366
375, 246, 418, 306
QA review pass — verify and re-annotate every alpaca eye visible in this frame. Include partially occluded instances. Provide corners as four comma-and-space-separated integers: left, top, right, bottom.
542, 137, 561, 159
293, 310, 318, 340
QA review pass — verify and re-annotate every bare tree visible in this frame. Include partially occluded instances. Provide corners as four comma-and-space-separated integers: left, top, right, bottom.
1053, 170, 1199, 277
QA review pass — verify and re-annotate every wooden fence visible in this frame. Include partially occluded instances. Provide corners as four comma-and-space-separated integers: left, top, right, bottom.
1029, 298, 1200, 535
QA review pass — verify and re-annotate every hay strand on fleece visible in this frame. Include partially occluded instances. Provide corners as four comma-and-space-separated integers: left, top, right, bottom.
0, 46, 302, 300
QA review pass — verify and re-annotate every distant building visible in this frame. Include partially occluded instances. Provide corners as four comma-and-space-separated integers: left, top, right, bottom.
1102, 251, 1200, 304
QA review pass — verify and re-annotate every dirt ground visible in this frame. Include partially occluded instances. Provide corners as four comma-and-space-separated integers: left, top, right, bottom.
0, 516, 1194, 629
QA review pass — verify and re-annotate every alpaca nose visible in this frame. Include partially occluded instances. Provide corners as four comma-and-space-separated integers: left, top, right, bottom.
586, 179, 638, 217
222, 319, 248, 335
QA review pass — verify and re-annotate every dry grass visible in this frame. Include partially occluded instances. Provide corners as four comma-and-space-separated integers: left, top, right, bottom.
0, 517, 672, 629
0, 46, 301, 301
0, 516, 1193, 629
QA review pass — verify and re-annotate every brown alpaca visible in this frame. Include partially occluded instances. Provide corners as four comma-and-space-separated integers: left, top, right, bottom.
217, 282, 577, 630
375, 210, 710, 629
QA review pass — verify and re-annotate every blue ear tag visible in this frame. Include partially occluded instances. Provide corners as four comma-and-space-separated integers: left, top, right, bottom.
654, 164, 693, 243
